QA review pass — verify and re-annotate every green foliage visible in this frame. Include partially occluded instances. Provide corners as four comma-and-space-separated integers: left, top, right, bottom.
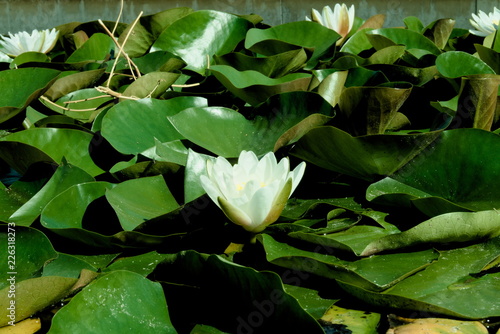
1, 4, 500, 333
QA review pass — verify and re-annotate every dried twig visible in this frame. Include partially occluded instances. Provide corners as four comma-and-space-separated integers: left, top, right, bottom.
99, 14, 143, 85
111, 0, 125, 36
40, 95, 101, 112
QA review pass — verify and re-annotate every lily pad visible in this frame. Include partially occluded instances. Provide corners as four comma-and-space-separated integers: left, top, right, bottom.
366, 128, 500, 216
338, 237, 500, 319
0, 68, 60, 123
105, 175, 179, 231
1, 128, 104, 176
101, 97, 207, 155
151, 10, 252, 75
47, 270, 175, 333
0, 276, 78, 327
210, 64, 311, 106
168, 92, 332, 157
436, 51, 495, 78
0, 227, 58, 290
366, 28, 442, 56
362, 210, 500, 256
291, 126, 442, 181
245, 21, 339, 69
258, 234, 438, 291
9, 162, 95, 226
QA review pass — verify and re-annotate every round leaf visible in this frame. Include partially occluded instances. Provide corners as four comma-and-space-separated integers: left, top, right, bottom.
47, 270, 175, 333
151, 10, 252, 74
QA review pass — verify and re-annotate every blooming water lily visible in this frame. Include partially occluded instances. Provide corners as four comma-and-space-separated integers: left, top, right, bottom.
306, 3, 355, 44
0, 28, 59, 57
200, 151, 306, 233
469, 7, 500, 36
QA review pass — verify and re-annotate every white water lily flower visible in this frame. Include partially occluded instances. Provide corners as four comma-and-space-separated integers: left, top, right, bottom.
0, 28, 59, 57
200, 151, 306, 233
469, 7, 500, 37
306, 3, 355, 42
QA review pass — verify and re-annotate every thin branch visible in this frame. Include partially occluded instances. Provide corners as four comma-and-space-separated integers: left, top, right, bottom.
95, 86, 139, 100
112, 0, 125, 36
99, 11, 143, 86
40, 96, 99, 112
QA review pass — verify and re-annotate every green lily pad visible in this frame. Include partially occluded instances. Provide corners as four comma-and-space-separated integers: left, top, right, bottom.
41, 181, 114, 230
168, 91, 332, 157
283, 284, 337, 320
0, 67, 60, 123
42, 253, 97, 278
362, 210, 500, 256
423, 18, 456, 50
151, 10, 252, 75
1, 128, 103, 176
105, 175, 179, 231
47, 270, 176, 333
152, 250, 324, 333
338, 237, 500, 319
10, 51, 49, 68
215, 49, 308, 78
245, 21, 339, 69
42, 87, 114, 122
291, 126, 442, 181
0, 227, 58, 290
475, 44, 500, 74
9, 162, 95, 226
103, 251, 170, 276
258, 234, 438, 291
140, 7, 194, 39
0, 276, 78, 327
43, 69, 106, 101
0, 172, 47, 221
101, 97, 207, 155
290, 224, 398, 256
366, 129, 500, 216
66, 33, 115, 64
118, 20, 154, 58
436, 51, 495, 78
210, 64, 312, 106
337, 83, 412, 136
121, 71, 180, 99
366, 28, 442, 56
454, 74, 500, 131
341, 28, 376, 55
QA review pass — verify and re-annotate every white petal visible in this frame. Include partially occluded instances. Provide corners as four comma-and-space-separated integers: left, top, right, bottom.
290, 161, 306, 194
311, 8, 325, 25
347, 5, 356, 33
218, 196, 253, 230
245, 182, 281, 231
323, 5, 336, 31
200, 175, 223, 209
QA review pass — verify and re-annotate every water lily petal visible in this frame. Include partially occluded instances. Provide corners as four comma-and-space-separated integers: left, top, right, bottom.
290, 161, 307, 193
200, 175, 223, 209
311, 8, 325, 26
262, 178, 293, 229
245, 181, 282, 232
470, 8, 499, 36
200, 150, 306, 233
218, 196, 253, 229
0, 28, 59, 57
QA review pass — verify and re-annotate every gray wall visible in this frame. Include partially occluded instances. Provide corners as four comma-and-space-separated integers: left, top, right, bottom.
1, 0, 499, 34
